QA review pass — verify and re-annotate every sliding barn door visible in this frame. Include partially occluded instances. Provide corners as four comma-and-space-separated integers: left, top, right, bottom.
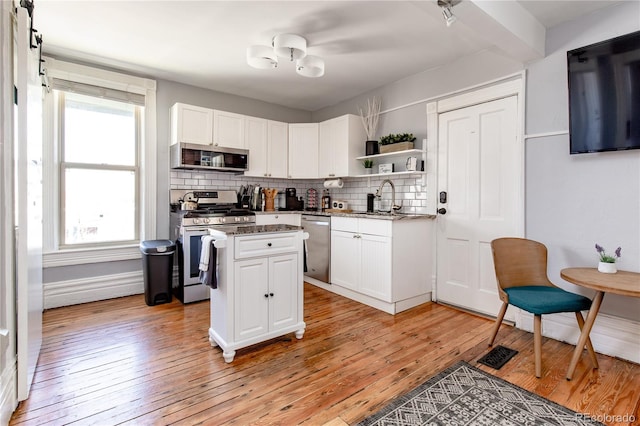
15, 6, 43, 401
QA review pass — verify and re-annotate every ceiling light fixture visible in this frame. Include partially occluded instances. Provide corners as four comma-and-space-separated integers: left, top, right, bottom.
246, 33, 325, 78
437, 0, 461, 27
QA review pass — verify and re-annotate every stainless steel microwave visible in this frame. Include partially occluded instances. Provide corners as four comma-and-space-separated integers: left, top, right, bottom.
170, 143, 249, 172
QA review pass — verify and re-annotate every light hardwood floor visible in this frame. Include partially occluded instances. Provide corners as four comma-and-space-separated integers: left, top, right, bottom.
10, 283, 640, 425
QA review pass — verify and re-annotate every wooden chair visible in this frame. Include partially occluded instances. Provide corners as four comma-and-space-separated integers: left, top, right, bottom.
489, 238, 597, 377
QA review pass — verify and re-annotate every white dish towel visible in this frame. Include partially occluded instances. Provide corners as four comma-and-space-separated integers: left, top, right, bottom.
199, 235, 216, 271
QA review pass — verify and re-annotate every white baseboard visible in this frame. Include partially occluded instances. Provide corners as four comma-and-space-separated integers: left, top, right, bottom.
0, 360, 17, 426
517, 311, 640, 364
44, 271, 144, 309
304, 276, 431, 315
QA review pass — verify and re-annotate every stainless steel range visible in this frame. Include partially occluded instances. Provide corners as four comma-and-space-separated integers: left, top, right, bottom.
171, 190, 255, 303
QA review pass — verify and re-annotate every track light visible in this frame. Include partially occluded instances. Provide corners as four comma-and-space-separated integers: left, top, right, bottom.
437, 0, 461, 27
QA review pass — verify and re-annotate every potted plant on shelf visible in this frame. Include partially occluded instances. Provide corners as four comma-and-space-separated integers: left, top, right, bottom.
379, 133, 417, 154
362, 159, 374, 174
359, 96, 381, 156
595, 243, 621, 274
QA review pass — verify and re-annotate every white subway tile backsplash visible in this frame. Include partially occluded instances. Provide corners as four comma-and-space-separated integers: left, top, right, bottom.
169, 170, 428, 213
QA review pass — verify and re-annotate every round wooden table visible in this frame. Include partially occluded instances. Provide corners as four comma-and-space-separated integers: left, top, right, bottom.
560, 267, 640, 380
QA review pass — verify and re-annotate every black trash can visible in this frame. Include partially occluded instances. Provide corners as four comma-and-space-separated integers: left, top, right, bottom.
140, 240, 176, 306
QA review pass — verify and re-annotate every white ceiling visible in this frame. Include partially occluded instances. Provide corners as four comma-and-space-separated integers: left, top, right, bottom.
35, 0, 619, 112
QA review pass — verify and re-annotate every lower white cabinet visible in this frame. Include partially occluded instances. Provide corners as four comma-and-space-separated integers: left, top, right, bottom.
330, 217, 433, 314
234, 254, 299, 341
209, 230, 306, 363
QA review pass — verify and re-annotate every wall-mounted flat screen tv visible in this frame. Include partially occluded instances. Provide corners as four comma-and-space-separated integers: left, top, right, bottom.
567, 30, 640, 154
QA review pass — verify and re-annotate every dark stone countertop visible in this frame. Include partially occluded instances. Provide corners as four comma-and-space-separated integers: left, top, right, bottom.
209, 224, 302, 235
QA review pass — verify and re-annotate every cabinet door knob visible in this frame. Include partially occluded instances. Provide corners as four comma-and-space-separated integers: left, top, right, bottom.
267, 242, 272, 247
264, 294, 269, 298
269, 293, 274, 297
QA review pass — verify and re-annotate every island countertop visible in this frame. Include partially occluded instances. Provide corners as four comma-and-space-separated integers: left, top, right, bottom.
209, 224, 301, 235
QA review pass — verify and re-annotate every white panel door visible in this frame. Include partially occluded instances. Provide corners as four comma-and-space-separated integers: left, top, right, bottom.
436, 96, 520, 318
15, 7, 43, 401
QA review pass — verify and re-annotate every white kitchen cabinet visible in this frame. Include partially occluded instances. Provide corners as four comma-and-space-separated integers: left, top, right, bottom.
255, 213, 301, 226
170, 103, 213, 145
209, 230, 306, 363
288, 123, 319, 178
234, 253, 298, 342
267, 120, 288, 178
318, 114, 366, 178
244, 119, 288, 178
244, 117, 268, 176
213, 110, 246, 149
330, 216, 433, 314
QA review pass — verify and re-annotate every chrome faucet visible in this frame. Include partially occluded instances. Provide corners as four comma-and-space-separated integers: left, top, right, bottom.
375, 179, 402, 213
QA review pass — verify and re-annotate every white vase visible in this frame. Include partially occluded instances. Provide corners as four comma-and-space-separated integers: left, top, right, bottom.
598, 261, 617, 274
364, 168, 372, 174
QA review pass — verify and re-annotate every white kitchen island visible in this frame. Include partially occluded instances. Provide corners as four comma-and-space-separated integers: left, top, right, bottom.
207, 225, 308, 363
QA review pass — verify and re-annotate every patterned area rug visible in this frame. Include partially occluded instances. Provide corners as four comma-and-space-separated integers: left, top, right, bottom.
357, 361, 603, 426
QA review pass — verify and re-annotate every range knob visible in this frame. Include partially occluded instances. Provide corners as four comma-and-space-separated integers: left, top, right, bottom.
235, 217, 241, 223
193, 218, 200, 225
244, 216, 251, 222
220, 217, 226, 224
202, 218, 210, 224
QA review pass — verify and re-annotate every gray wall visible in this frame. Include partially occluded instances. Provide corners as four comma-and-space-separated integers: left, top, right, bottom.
525, 2, 640, 321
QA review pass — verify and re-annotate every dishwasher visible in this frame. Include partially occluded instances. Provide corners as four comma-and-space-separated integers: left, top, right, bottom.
301, 215, 331, 283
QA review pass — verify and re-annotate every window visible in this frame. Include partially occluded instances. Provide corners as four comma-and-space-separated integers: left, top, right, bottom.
57, 91, 141, 247
42, 57, 157, 267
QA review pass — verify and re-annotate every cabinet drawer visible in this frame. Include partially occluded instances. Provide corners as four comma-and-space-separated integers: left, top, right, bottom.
331, 217, 358, 232
255, 214, 301, 226
359, 218, 392, 237
235, 233, 298, 259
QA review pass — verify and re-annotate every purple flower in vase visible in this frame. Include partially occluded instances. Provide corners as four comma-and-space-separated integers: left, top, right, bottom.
595, 243, 622, 263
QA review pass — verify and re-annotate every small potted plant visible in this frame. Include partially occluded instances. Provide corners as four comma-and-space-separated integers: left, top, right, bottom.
379, 133, 417, 154
595, 243, 621, 274
362, 159, 374, 174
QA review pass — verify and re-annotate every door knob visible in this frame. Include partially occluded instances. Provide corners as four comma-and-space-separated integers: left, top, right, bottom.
437, 208, 447, 215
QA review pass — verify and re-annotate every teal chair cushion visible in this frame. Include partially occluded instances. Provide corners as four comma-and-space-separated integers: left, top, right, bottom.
504, 286, 591, 315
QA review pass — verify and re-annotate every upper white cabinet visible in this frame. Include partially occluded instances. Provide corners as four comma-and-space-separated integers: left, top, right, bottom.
267, 120, 288, 178
318, 114, 366, 178
288, 123, 319, 179
245, 119, 288, 178
244, 117, 268, 176
170, 103, 213, 145
213, 110, 246, 149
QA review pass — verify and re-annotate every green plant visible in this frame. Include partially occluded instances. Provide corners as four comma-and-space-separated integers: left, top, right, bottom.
595, 243, 621, 263
379, 133, 416, 145
362, 159, 374, 168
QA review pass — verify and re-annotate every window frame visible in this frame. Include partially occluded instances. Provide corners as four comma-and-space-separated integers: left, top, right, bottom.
42, 58, 157, 267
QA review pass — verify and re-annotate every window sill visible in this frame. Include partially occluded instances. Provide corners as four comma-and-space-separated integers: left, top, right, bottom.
43, 244, 141, 268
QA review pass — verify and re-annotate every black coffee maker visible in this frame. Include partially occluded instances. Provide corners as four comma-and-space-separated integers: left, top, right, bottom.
285, 188, 303, 210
